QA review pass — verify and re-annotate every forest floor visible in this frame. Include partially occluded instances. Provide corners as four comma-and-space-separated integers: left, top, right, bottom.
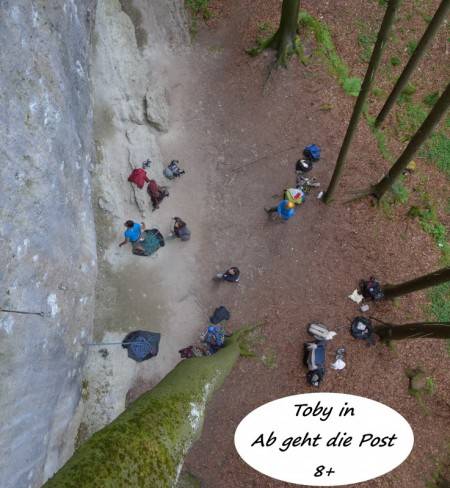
178, 0, 450, 487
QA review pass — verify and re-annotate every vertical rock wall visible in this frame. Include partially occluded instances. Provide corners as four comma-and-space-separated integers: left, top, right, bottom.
0, 1, 97, 487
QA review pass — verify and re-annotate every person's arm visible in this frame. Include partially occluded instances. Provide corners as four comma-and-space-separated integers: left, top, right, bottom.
140, 222, 146, 231
119, 238, 128, 247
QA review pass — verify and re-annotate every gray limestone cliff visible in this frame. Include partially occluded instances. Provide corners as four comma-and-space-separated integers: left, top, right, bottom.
0, 0, 188, 486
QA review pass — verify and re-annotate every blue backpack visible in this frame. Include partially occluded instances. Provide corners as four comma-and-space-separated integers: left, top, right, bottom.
303, 144, 321, 161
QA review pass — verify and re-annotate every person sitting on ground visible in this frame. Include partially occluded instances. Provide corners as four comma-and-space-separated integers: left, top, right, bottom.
221, 267, 240, 283
265, 200, 296, 221
119, 220, 145, 247
172, 217, 191, 241
147, 179, 169, 211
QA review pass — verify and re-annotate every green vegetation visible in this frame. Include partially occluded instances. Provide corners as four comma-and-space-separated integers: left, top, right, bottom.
407, 40, 418, 55
298, 11, 361, 96
186, 0, 211, 19
372, 86, 386, 98
257, 21, 275, 33
390, 56, 401, 66
425, 132, 450, 177
397, 83, 417, 105
43, 331, 249, 487
423, 91, 440, 108
186, 0, 211, 37
358, 33, 376, 62
390, 178, 410, 204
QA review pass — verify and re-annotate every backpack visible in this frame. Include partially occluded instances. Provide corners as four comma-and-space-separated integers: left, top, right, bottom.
359, 277, 384, 301
303, 144, 321, 161
304, 341, 326, 387
295, 159, 313, 173
163, 160, 185, 179
308, 323, 336, 341
209, 306, 230, 324
351, 316, 375, 345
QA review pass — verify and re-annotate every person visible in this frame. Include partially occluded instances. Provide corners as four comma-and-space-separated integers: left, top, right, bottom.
284, 188, 305, 205
216, 267, 240, 283
265, 200, 296, 221
172, 217, 191, 241
119, 220, 145, 247
147, 180, 169, 211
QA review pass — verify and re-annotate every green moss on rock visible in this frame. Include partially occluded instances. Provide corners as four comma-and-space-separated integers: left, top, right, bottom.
44, 334, 243, 488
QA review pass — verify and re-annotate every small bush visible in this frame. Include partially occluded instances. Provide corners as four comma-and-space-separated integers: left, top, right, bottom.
390, 56, 401, 66
423, 91, 440, 108
407, 40, 418, 55
425, 132, 450, 177
342, 77, 362, 97
390, 180, 409, 204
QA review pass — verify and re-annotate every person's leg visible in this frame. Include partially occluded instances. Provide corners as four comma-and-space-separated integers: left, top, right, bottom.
264, 206, 277, 214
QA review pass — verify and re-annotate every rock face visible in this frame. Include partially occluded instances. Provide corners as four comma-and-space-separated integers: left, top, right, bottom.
0, 2, 97, 487
0, 0, 190, 485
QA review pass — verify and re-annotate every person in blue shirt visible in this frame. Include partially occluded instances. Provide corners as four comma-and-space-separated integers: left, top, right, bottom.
119, 220, 145, 247
265, 200, 296, 221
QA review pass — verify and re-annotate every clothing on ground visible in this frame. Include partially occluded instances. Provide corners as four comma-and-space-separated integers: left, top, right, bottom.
277, 200, 296, 220
128, 168, 150, 189
124, 223, 142, 242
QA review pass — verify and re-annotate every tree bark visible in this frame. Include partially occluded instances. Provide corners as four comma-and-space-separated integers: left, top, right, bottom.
382, 266, 450, 299
375, 0, 450, 127
269, 0, 301, 66
372, 82, 450, 200
323, 0, 401, 203
375, 321, 450, 341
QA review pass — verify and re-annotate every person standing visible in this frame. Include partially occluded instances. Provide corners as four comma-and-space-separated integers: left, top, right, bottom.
264, 200, 296, 221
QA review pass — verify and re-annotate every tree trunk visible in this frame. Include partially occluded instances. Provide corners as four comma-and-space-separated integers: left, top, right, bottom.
44, 333, 245, 487
323, 0, 401, 203
375, 0, 450, 127
382, 266, 450, 299
375, 321, 450, 341
268, 0, 301, 66
372, 82, 450, 200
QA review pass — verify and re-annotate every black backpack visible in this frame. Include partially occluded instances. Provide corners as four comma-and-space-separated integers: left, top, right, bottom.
359, 277, 384, 301
295, 159, 313, 173
209, 306, 230, 324
351, 316, 375, 345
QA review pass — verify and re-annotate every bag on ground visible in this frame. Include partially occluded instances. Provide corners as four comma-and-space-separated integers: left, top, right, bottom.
303, 144, 321, 161
359, 277, 384, 301
351, 316, 375, 345
308, 323, 336, 341
209, 306, 230, 324
303, 340, 326, 387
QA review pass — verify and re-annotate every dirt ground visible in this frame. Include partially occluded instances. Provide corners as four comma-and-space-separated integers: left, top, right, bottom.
168, 0, 450, 487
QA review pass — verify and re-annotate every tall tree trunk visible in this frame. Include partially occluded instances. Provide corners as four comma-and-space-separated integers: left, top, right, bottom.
323, 0, 401, 204
372, 82, 450, 200
382, 266, 450, 299
268, 0, 301, 66
375, 0, 450, 127
375, 321, 450, 341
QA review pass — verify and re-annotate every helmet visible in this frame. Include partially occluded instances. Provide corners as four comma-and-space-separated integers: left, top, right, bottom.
286, 201, 295, 209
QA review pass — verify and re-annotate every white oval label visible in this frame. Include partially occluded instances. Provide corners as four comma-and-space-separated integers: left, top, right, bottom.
234, 393, 414, 486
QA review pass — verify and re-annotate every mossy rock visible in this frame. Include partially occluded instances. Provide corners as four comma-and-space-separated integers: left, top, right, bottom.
44, 333, 245, 488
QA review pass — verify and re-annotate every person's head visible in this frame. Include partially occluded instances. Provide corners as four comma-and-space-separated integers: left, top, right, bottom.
125, 220, 134, 228
173, 217, 185, 228
286, 201, 295, 210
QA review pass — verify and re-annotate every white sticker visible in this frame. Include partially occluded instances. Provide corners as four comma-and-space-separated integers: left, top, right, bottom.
234, 393, 414, 486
